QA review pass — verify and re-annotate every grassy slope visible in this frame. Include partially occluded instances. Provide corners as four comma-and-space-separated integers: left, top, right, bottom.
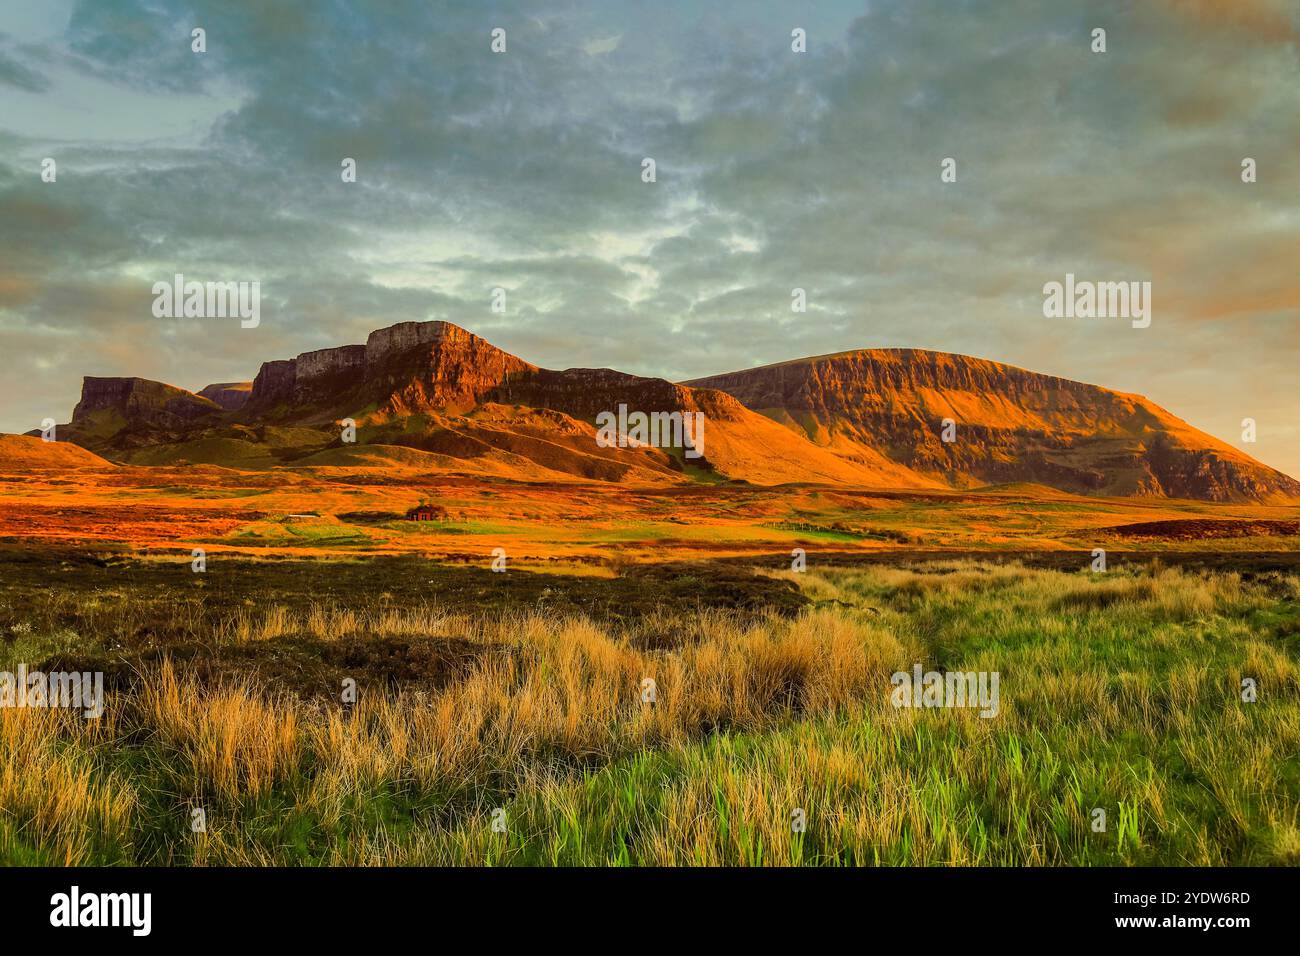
0, 434, 113, 469
4, 454, 1299, 560
487, 567, 1300, 866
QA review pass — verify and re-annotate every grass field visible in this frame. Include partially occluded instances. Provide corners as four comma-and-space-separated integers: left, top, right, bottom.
6, 452, 1300, 562
2, 554, 1297, 865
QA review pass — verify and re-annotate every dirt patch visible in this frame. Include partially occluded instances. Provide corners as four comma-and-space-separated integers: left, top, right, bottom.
618, 562, 808, 618
4, 551, 807, 697
40, 634, 507, 701
1100, 519, 1300, 541
0, 549, 807, 624
336, 510, 405, 523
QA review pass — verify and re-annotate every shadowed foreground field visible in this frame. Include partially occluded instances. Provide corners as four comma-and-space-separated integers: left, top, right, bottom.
2, 556, 1298, 865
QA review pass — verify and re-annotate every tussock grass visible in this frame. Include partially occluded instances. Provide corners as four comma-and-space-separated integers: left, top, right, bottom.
0, 706, 135, 865
137, 664, 300, 803
2, 561, 1298, 865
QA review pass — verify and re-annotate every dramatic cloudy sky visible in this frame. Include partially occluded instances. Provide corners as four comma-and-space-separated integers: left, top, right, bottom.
2, 0, 1298, 476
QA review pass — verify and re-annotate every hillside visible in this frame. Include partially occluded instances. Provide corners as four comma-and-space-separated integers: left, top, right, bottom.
197, 382, 253, 410
685, 349, 1300, 502
29, 324, 1299, 500
0, 433, 113, 470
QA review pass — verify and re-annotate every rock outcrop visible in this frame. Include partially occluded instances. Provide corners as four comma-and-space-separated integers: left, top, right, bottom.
249, 359, 298, 407
364, 320, 477, 364
197, 382, 252, 410
60, 377, 222, 452
73, 377, 218, 426
247, 347, 367, 409
246, 323, 533, 414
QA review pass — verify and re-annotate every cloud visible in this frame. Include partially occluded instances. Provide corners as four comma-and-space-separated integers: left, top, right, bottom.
1156, 0, 1298, 43
0, 0, 1296, 477
0, 42, 51, 92
583, 33, 621, 56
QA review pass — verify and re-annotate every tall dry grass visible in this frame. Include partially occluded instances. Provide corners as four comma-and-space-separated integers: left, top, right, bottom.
0, 705, 135, 865
3, 560, 1298, 865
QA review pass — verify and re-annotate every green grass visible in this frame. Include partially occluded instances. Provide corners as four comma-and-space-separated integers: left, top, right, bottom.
393, 564, 1300, 865
1, 559, 1297, 865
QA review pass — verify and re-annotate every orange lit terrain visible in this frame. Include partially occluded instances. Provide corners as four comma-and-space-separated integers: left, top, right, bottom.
7, 320, 1300, 568
3, 433, 1297, 567
4, 331, 1299, 872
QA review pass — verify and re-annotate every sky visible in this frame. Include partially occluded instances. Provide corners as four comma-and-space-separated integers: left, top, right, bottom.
1, 0, 1298, 477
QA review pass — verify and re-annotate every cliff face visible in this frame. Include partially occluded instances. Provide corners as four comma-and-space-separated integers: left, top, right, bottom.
197, 382, 252, 410
249, 359, 297, 406
484, 366, 929, 486
364, 320, 478, 363
50, 324, 1300, 500
247, 323, 534, 415
372, 326, 536, 412
496, 368, 750, 422
66, 377, 221, 450
247, 349, 367, 409
686, 349, 1300, 502
234, 322, 904, 485
298, 345, 366, 381
245, 322, 749, 423
73, 377, 218, 426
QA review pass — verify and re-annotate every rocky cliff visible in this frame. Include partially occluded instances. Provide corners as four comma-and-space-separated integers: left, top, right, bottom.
371, 325, 536, 413
63, 377, 221, 451
73, 377, 219, 426
46, 324, 1300, 500
246, 322, 534, 415
495, 367, 748, 421
686, 349, 1300, 502
197, 382, 252, 410
364, 320, 478, 363
247, 347, 367, 410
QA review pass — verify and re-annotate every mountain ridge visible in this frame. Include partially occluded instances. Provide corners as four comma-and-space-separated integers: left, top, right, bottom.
685, 348, 1300, 502
27, 321, 1299, 502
